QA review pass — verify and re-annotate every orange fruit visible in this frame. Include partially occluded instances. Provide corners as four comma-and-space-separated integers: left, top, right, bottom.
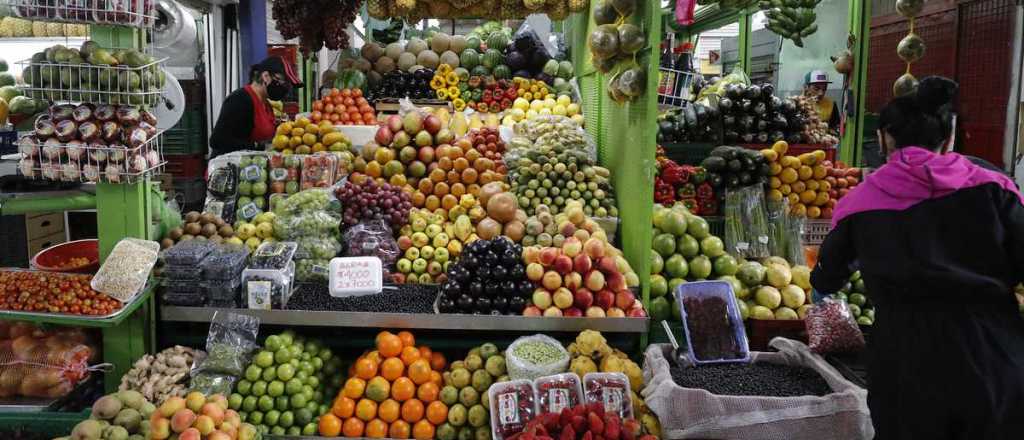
426, 401, 448, 425
389, 420, 411, 439
465, 148, 481, 163
429, 168, 446, 183
401, 399, 425, 423
377, 333, 404, 358
378, 399, 401, 423
429, 371, 443, 387
319, 413, 342, 437
332, 396, 356, 418
391, 377, 416, 402
441, 194, 458, 212
417, 382, 439, 403
453, 157, 470, 172
424, 195, 441, 211
381, 357, 405, 381
412, 420, 435, 440
446, 170, 461, 185
397, 331, 416, 347
438, 157, 454, 171
366, 376, 391, 403
365, 350, 382, 364
433, 182, 450, 197
344, 378, 366, 399
355, 357, 379, 380
401, 346, 422, 366
366, 418, 389, 438
417, 178, 434, 195
430, 352, 447, 371
342, 417, 365, 438
408, 359, 432, 385
375, 331, 395, 344
355, 398, 378, 422
418, 346, 432, 360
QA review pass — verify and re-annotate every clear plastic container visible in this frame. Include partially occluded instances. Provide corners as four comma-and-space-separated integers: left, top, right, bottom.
506, 334, 571, 381
488, 380, 538, 440
91, 237, 160, 301
162, 264, 202, 280
200, 244, 250, 280
163, 278, 200, 294
162, 291, 206, 307
163, 240, 216, 266
249, 241, 298, 270
534, 373, 584, 414
675, 280, 751, 365
301, 154, 337, 188
202, 277, 241, 303
582, 372, 633, 419
243, 261, 295, 310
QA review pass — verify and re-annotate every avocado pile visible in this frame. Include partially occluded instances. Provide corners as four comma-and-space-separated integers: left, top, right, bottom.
23, 41, 165, 106
700, 145, 772, 190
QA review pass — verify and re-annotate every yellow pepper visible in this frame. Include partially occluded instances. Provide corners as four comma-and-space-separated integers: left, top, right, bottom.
437, 64, 453, 75
447, 86, 460, 97
445, 72, 460, 86
523, 92, 533, 101
453, 98, 466, 111
436, 89, 449, 100
430, 76, 447, 90
517, 88, 527, 97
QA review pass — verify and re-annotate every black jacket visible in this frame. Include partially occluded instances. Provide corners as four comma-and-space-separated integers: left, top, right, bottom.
209, 87, 258, 157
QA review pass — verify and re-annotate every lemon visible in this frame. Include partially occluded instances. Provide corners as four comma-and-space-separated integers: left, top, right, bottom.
272, 135, 289, 150
566, 103, 580, 116
769, 176, 782, 189
769, 162, 782, 175
799, 190, 816, 204
812, 164, 827, 179
556, 95, 571, 106
779, 183, 791, 195
806, 206, 822, 218
768, 189, 783, 202
553, 105, 567, 116
798, 165, 813, 180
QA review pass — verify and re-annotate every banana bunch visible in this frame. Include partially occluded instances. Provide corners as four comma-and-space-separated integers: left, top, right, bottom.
760, 0, 821, 48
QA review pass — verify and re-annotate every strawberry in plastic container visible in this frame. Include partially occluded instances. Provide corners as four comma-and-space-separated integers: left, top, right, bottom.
582, 372, 634, 419
534, 373, 583, 415
489, 379, 538, 440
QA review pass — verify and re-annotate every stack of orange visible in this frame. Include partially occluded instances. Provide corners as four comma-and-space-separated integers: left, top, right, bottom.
311, 88, 377, 126
318, 331, 449, 439
352, 136, 506, 218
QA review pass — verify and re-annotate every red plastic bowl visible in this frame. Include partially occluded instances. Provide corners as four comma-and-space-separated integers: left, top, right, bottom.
31, 239, 100, 273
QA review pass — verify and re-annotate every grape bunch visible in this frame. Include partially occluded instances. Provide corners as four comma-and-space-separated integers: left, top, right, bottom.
271, 0, 364, 54
335, 179, 412, 231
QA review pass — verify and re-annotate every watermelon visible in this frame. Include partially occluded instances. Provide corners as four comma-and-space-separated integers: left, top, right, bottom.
0, 58, 8, 72
486, 33, 509, 52
471, 65, 491, 77
493, 65, 511, 79
482, 49, 503, 70
460, 49, 480, 70
333, 68, 366, 91
465, 36, 482, 52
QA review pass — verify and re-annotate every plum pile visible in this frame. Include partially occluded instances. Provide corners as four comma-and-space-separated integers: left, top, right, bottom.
437, 237, 533, 315
669, 362, 832, 397
286, 283, 436, 314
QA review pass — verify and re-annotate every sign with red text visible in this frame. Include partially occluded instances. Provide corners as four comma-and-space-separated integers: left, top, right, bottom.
328, 257, 383, 297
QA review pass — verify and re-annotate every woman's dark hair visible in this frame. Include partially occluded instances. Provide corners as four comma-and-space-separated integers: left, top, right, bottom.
878, 76, 958, 150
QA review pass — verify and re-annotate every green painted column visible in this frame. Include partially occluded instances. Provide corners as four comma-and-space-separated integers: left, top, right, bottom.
842, 0, 872, 166
737, 10, 753, 74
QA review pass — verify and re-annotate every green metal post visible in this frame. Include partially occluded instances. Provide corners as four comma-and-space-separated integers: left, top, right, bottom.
738, 9, 753, 74
842, 0, 872, 165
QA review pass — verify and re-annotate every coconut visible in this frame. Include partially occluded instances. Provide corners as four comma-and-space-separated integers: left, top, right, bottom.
588, 25, 620, 60
593, 2, 619, 25
486, 192, 518, 223
617, 68, 645, 97
478, 181, 506, 207
617, 23, 644, 54
449, 35, 468, 53
430, 33, 451, 53
367, 70, 383, 87
385, 42, 405, 60
406, 38, 428, 56
353, 58, 372, 72
374, 56, 396, 74
408, 64, 425, 73
439, 50, 460, 68
361, 42, 384, 62
476, 217, 502, 240
397, 52, 417, 72
417, 50, 440, 69
610, 0, 635, 16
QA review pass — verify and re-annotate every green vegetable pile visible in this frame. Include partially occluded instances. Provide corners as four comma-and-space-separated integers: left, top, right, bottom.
760, 0, 821, 48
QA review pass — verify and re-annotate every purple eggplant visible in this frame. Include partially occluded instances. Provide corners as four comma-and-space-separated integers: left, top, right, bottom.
61, 163, 81, 182
140, 110, 157, 126
105, 163, 123, 183
18, 158, 36, 178
88, 142, 108, 163
82, 164, 101, 182
42, 163, 61, 180
129, 154, 148, 173
107, 144, 127, 163
145, 149, 161, 168
138, 121, 157, 138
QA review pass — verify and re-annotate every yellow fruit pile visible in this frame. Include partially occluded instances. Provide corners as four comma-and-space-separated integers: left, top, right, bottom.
762, 141, 832, 218
272, 117, 352, 155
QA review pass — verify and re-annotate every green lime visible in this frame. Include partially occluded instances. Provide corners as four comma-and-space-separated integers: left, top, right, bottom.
245, 365, 263, 382
268, 380, 285, 397
255, 351, 275, 368
258, 395, 274, 412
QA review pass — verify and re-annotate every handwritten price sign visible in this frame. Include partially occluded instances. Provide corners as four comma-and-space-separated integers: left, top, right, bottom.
329, 257, 383, 297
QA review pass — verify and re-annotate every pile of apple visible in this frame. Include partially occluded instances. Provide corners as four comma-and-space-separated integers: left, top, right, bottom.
520, 203, 643, 318
395, 208, 470, 285
147, 392, 258, 440
234, 212, 277, 252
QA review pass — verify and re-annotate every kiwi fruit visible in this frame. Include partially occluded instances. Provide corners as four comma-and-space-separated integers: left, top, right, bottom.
209, 235, 224, 244
199, 213, 215, 224
160, 238, 174, 249
218, 225, 234, 237
168, 227, 183, 240
179, 234, 194, 241
184, 211, 201, 223
201, 223, 218, 238
214, 217, 226, 228
193, 235, 207, 241
184, 222, 201, 236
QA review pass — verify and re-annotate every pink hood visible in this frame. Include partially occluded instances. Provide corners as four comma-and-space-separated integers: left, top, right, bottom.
831, 147, 1023, 227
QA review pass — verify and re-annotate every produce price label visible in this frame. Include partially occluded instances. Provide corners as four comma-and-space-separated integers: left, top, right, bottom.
328, 257, 383, 297
600, 387, 623, 414
547, 389, 570, 413
241, 164, 263, 181
247, 281, 273, 310
498, 392, 520, 424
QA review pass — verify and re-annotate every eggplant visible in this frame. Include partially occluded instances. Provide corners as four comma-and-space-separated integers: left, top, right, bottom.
762, 83, 775, 97
34, 116, 56, 140
782, 99, 798, 115
741, 133, 756, 143
739, 171, 753, 185
724, 130, 740, 143
756, 119, 769, 132
740, 116, 755, 131
719, 97, 734, 111
723, 114, 736, 127
708, 172, 724, 188
770, 95, 783, 110
753, 102, 767, 116
770, 130, 786, 142
787, 133, 803, 145
725, 84, 743, 100
745, 84, 762, 100
727, 159, 742, 172
683, 104, 698, 128
101, 121, 120, 143
78, 121, 100, 143
756, 132, 770, 143
725, 174, 741, 188
117, 106, 140, 125
694, 104, 708, 124
740, 99, 753, 113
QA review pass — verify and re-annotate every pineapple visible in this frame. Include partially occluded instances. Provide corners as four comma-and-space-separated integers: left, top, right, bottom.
524, 0, 546, 9
32, 21, 47, 37
548, 0, 570, 19
367, 0, 389, 18
568, 0, 589, 12
45, 22, 63, 37
499, 0, 524, 18
394, 0, 416, 14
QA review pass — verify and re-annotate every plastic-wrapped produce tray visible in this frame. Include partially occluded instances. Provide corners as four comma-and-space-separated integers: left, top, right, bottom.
199, 245, 249, 280
201, 277, 241, 303
162, 291, 205, 307
162, 264, 202, 280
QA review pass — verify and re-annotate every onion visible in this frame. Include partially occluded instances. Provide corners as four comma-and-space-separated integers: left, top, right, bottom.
66, 140, 86, 162
19, 158, 36, 178
17, 135, 38, 157
105, 164, 123, 183
82, 165, 101, 183
61, 163, 81, 182
42, 138, 63, 161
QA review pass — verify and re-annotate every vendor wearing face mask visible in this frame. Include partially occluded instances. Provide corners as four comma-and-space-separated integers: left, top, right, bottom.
803, 70, 841, 133
209, 56, 302, 158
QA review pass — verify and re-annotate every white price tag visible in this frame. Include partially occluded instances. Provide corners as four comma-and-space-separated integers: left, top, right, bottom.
247, 281, 273, 310
328, 257, 383, 297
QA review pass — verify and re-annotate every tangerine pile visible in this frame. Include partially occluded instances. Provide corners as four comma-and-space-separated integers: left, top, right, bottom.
319, 331, 449, 439
311, 88, 377, 126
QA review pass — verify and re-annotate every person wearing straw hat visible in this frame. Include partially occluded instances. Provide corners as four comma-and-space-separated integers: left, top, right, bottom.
209, 56, 303, 158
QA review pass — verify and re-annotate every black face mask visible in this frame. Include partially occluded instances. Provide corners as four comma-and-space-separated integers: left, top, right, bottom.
267, 79, 290, 101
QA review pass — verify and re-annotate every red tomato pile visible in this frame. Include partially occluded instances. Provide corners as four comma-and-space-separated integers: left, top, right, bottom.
311, 88, 377, 125
0, 270, 121, 316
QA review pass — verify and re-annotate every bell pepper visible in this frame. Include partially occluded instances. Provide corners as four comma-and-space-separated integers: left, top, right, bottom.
461, 90, 472, 101
691, 166, 707, 184
698, 198, 719, 216
483, 76, 497, 89
471, 89, 483, 101
696, 182, 714, 200
436, 89, 449, 100
430, 76, 447, 90
477, 102, 490, 113
445, 72, 460, 86
453, 98, 466, 111
458, 83, 469, 92
501, 98, 512, 110
523, 92, 533, 101
506, 87, 518, 99
437, 64, 453, 76
467, 76, 482, 88
680, 198, 699, 213
677, 183, 696, 198
447, 86, 460, 98
483, 89, 493, 101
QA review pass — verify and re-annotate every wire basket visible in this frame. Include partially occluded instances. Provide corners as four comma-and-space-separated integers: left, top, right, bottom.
16, 128, 165, 184
17, 52, 167, 106
6, 0, 157, 28
657, 68, 699, 108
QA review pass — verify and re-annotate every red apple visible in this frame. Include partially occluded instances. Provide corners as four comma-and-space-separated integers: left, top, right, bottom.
573, 288, 594, 310
585, 270, 606, 292
606, 271, 627, 292
573, 254, 592, 274
418, 146, 435, 163
386, 115, 403, 133
615, 290, 636, 310
523, 306, 543, 317
553, 255, 573, 275
375, 126, 393, 145
627, 306, 647, 318
564, 307, 583, 317
595, 290, 615, 310
596, 257, 619, 275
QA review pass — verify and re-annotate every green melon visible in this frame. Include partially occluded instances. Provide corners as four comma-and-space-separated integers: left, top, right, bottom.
471, 65, 490, 77
465, 36, 482, 52
460, 49, 480, 70
486, 33, 509, 52
493, 65, 511, 79
481, 49, 503, 70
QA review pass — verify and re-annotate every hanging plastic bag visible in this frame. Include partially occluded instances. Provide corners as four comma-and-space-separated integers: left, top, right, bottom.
506, 334, 570, 381
91, 238, 161, 301
343, 219, 400, 280
191, 311, 260, 377
512, 20, 555, 70
806, 298, 865, 354
676, 0, 697, 26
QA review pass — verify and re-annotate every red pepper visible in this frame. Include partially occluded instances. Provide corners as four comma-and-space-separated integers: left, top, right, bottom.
681, 198, 699, 213
696, 182, 714, 200
501, 98, 512, 109
507, 87, 518, 99
483, 89, 492, 100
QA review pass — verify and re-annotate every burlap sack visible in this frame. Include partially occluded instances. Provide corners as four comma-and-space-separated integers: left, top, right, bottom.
642, 338, 873, 440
